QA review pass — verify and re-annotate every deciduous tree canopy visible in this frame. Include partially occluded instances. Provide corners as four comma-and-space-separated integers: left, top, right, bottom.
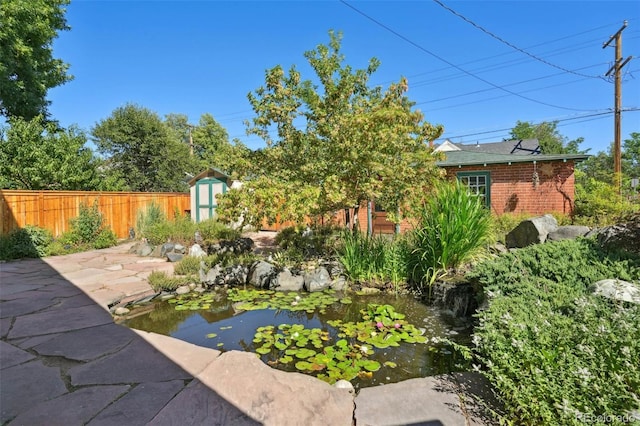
218, 31, 444, 228
0, 0, 72, 120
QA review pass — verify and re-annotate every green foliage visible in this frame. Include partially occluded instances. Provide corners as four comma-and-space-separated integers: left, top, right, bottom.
219, 30, 443, 226
91, 104, 193, 192
574, 170, 639, 226
173, 255, 202, 276
135, 202, 166, 240
275, 225, 341, 258
196, 218, 241, 242
147, 270, 190, 292
201, 251, 259, 269
406, 180, 491, 287
68, 201, 105, 244
0, 0, 72, 120
0, 116, 100, 190
92, 228, 117, 249
467, 239, 640, 425
0, 225, 53, 260
337, 230, 406, 289
510, 120, 586, 155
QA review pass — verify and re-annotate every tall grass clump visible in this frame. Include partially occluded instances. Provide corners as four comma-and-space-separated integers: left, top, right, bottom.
0, 225, 53, 260
337, 230, 406, 288
467, 238, 640, 425
406, 180, 491, 287
136, 202, 166, 241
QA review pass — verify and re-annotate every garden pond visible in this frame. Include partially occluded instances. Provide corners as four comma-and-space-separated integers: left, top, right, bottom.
122, 288, 473, 389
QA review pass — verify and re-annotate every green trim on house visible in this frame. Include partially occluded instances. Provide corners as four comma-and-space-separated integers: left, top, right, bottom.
456, 171, 491, 208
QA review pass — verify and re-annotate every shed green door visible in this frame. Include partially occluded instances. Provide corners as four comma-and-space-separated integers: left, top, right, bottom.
195, 178, 227, 222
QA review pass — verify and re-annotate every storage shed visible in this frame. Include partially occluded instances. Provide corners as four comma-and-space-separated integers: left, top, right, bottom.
188, 168, 231, 222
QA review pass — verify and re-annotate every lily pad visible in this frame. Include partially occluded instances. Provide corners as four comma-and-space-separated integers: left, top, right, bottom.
206, 333, 218, 338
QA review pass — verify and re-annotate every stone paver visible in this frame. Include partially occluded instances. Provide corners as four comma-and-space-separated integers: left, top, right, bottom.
0, 241, 496, 425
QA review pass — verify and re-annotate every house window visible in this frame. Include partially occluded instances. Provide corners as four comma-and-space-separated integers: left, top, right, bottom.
457, 171, 490, 207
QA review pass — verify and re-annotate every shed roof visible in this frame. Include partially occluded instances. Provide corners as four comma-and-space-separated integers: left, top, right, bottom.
188, 167, 230, 186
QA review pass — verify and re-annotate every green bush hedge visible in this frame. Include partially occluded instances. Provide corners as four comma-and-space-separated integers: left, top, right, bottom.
467, 238, 640, 425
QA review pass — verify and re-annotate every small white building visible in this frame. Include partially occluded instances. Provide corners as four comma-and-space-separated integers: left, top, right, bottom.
188, 168, 233, 223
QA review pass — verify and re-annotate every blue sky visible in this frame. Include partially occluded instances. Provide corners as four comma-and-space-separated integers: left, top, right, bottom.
48, 0, 640, 154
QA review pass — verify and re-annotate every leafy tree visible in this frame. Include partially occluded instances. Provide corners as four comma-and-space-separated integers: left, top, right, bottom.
509, 121, 585, 154
91, 104, 192, 192
0, 0, 73, 120
164, 112, 251, 179
623, 132, 640, 180
0, 116, 100, 189
223, 31, 443, 228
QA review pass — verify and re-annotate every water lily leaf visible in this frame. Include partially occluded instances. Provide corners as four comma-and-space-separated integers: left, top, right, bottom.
295, 361, 312, 371
274, 342, 288, 351
206, 333, 218, 338
339, 298, 352, 304
217, 342, 224, 347
279, 355, 293, 363
295, 348, 316, 359
384, 361, 397, 368
256, 346, 271, 355
361, 360, 381, 372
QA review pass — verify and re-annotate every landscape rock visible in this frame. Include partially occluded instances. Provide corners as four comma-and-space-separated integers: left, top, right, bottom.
200, 265, 221, 286
596, 216, 640, 255
547, 225, 590, 242
150, 245, 163, 258
505, 214, 558, 248
304, 267, 332, 292
274, 269, 304, 291
330, 276, 347, 291
175, 286, 190, 295
590, 279, 640, 304
334, 379, 355, 394
160, 243, 175, 257
248, 261, 277, 289
113, 307, 130, 316
220, 265, 249, 287
173, 243, 185, 254
189, 244, 206, 258
136, 243, 154, 257
207, 238, 255, 256
166, 252, 183, 263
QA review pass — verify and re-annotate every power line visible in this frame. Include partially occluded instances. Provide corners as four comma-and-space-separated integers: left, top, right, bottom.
339, 0, 599, 112
431, 0, 605, 80
438, 108, 638, 140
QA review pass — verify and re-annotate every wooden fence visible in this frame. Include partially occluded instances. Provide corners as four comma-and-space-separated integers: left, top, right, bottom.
1, 190, 191, 239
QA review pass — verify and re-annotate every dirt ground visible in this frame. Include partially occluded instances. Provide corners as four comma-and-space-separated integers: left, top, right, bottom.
242, 230, 278, 254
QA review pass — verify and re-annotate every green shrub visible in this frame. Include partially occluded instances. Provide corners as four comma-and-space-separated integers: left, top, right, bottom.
92, 228, 117, 249
575, 174, 639, 226
275, 225, 341, 258
136, 202, 166, 239
406, 180, 491, 287
468, 238, 640, 425
197, 218, 241, 242
0, 225, 53, 260
68, 201, 105, 244
147, 270, 190, 292
174, 255, 202, 275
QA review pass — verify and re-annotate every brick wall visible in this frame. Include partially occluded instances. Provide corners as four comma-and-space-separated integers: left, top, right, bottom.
443, 159, 576, 216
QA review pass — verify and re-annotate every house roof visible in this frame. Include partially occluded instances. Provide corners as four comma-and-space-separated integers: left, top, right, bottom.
188, 167, 230, 186
436, 150, 590, 167
454, 139, 541, 155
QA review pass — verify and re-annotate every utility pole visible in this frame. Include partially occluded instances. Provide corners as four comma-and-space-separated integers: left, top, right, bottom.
603, 20, 632, 194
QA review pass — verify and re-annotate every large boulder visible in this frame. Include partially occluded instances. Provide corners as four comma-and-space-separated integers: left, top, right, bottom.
274, 269, 304, 291
189, 244, 207, 258
596, 216, 640, 255
505, 214, 558, 248
590, 279, 640, 304
304, 267, 332, 292
547, 225, 590, 242
248, 261, 277, 289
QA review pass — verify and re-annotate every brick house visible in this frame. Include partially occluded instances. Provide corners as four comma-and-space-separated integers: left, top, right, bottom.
346, 139, 589, 234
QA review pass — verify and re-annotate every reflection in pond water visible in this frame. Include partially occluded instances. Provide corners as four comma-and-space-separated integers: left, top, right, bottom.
122, 290, 473, 389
